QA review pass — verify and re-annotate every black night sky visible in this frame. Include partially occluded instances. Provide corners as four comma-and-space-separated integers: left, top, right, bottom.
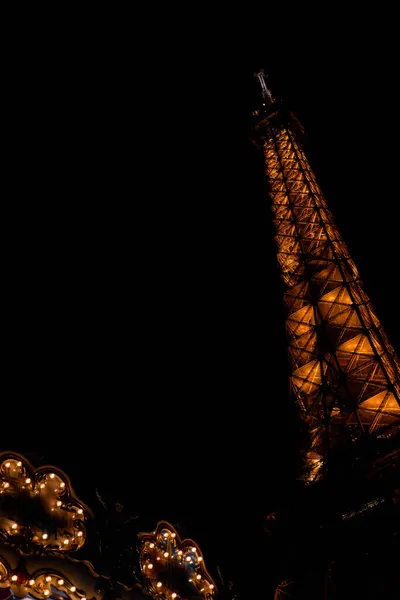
2, 21, 399, 599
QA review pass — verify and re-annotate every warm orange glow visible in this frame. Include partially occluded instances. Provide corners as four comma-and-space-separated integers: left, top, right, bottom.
261, 123, 400, 480
138, 521, 216, 600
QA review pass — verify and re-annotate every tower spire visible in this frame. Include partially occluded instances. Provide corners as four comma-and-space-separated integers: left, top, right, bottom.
254, 69, 273, 105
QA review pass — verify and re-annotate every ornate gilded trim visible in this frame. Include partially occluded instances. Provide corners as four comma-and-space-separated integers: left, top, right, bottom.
138, 522, 215, 600
0, 452, 89, 553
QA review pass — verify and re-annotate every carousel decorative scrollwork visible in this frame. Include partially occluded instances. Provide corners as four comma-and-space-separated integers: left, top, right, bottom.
0, 454, 217, 600
0, 452, 109, 600
138, 522, 216, 600
0, 453, 89, 553
0, 552, 94, 600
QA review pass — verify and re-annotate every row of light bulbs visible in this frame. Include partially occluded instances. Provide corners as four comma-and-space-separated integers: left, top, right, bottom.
2, 465, 68, 491
8, 574, 84, 599
9, 523, 84, 545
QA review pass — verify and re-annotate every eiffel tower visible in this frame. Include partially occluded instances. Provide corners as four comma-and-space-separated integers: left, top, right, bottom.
252, 70, 400, 483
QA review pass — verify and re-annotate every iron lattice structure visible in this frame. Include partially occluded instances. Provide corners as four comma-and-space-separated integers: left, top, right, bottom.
253, 98, 400, 481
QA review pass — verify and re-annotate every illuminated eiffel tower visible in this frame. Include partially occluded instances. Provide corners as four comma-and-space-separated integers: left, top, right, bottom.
252, 71, 400, 482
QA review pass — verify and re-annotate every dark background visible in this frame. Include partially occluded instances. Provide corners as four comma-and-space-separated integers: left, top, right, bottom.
2, 19, 399, 598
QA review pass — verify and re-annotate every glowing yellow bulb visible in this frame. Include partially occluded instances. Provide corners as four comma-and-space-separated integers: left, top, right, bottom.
11, 575, 18, 581
191, 547, 196, 552
172, 594, 177, 599
156, 557, 160, 561
42, 533, 48, 540
57, 500, 62, 507
29, 580, 35, 586
210, 585, 214, 590
44, 591, 50, 596
164, 552, 169, 557
198, 557, 203, 561
77, 509, 83, 515
40, 483, 45, 489
11, 523, 18, 529
60, 482, 65, 488
150, 542, 155, 548
178, 551, 183, 555
196, 575, 201, 580
77, 531, 83, 537
50, 473, 55, 479
81, 597, 86, 600
46, 576, 52, 582
26, 478, 31, 484
156, 582, 162, 588
17, 461, 22, 467
186, 556, 191, 562
171, 533, 176, 538
4, 483, 10, 488
58, 580, 64, 586
63, 539, 69, 545
148, 563, 153, 569
5, 462, 10, 468
70, 587, 76, 592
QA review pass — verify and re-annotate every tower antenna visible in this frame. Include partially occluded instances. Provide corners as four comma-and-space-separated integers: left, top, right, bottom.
254, 69, 273, 105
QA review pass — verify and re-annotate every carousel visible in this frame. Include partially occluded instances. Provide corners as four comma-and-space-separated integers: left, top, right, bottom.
0, 453, 216, 600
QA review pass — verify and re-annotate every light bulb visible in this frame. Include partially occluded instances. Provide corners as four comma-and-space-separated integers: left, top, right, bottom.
164, 552, 169, 557
77, 531, 83, 537
77, 509, 83, 515
171, 533, 176, 538
11, 523, 18, 530
4, 483, 9, 488
26, 478, 31, 484
186, 557, 191, 562
191, 547, 196, 552
5, 462, 10, 468
57, 501, 62, 507
11, 575, 18, 581
210, 585, 214, 589
196, 575, 201, 580
156, 582, 162, 588
58, 580, 64, 586
46, 576, 52, 582
63, 539, 69, 545
70, 587, 76, 592
40, 483, 45, 489
50, 473, 55, 479
44, 591, 50, 596
60, 482, 65, 488
148, 564, 153, 570
42, 533, 48, 540
150, 542, 155, 548
29, 579, 35, 586
178, 551, 183, 555
172, 594, 177, 598
17, 461, 22, 467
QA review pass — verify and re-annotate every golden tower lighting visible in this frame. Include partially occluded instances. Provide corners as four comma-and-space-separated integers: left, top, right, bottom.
252, 72, 400, 481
